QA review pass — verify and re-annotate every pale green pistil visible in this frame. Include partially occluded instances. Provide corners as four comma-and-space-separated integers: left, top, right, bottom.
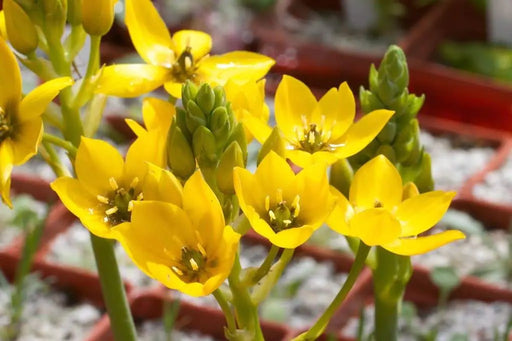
172, 46, 197, 83
97, 177, 143, 226
266, 192, 301, 233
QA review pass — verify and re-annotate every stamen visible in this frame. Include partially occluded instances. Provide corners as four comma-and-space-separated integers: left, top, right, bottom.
268, 210, 276, 221
265, 195, 270, 212
301, 115, 308, 128
189, 258, 199, 271
172, 266, 184, 276
105, 206, 118, 215
308, 131, 315, 144
130, 177, 139, 189
184, 56, 193, 69
136, 192, 144, 201
96, 195, 110, 204
283, 219, 292, 226
197, 243, 207, 257
292, 195, 301, 217
127, 200, 134, 212
194, 230, 204, 245
109, 177, 118, 191
276, 188, 283, 203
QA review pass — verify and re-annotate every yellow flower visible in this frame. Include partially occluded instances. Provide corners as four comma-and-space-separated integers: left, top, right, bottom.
245, 75, 394, 168
96, 0, 275, 98
115, 171, 241, 297
224, 78, 270, 143
51, 134, 167, 238
328, 155, 465, 255
234, 151, 334, 248
0, 37, 72, 207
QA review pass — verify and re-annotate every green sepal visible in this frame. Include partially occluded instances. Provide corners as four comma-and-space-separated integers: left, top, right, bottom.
185, 100, 207, 134
193, 126, 218, 163
226, 123, 248, 164
167, 118, 196, 179
196, 83, 216, 114
182, 81, 198, 105
330, 159, 353, 197
217, 141, 244, 195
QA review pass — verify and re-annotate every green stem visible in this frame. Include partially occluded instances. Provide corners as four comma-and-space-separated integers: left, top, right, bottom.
252, 248, 294, 305
90, 235, 137, 341
41, 142, 70, 177
374, 297, 398, 340
213, 289, 237, 334
228, 253, 264, 340
247, 245, 280, 285
73, 35, 101, 108
295, 243, 371, 341
42, 133, 78, 159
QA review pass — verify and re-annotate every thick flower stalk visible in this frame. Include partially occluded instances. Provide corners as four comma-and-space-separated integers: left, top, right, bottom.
51, 135, 167, 238
0, 37, 72, 206
329, 155, 465, 254
96, 0, 275, 98
234, 151, 334, 248
245, 75, 394, 167
115, 170, 241, 297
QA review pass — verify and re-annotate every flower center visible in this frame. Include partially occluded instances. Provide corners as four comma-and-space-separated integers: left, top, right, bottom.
0, 107, 13, 143
170, 244, 212, 283
172, 47, 197, 83
96, 177, 143, 226
265, 190, 301, 233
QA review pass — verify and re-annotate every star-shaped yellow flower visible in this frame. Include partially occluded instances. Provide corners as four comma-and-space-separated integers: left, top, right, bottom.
51, 134, 168, 238
115, 170, 241, 297
234, 151, 335, 249
96, 0, 275, 98
245, 75, 394, 168
0, 37, 72, 207
328, 155, 465, 255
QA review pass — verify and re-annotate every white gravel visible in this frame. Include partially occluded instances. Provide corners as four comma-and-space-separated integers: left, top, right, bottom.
473, 153, 512, 204
420, 131, 495, 191
138, 319, 217, 341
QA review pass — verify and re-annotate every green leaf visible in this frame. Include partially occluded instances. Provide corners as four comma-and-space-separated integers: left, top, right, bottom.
430, 266, 461, 294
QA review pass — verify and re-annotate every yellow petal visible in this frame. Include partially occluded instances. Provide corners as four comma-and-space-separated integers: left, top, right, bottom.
172, 30, 212, 61
350, 208, 401, 246
315, 82, 355, 140
397, 191, 456, 237
233, 167, 266, 217
294, 162, 332, 224
19, 77, 73, 123
124, 130, 166, 182
11, 117, 42, 165
182, 171, 225, 245
0, 140, 14, 207
269, 224, 316, 249
96, 64, 171, 98
274, 75, 317, 140
402, 182, 420, 200
51, 177, 114, 238
326, 187, 355, 236
142, 163, 183, 206
382, 230, 466, 256
125, 118, 146, 137
197, 51, 274, 85
75, 137, 125, 194
163, 81, 183, 98
0, 11, 8, 40
125, 0, 175, 67
241, 113, 272, 144
142, 97, 175, 132
349, 155, 402, 210
146, 262, 206, 296
332, 109, 394, 158
0, 37, 21, 108
255, 151, 295, 199
116, 201, 195, 275
286, 149, 340, 168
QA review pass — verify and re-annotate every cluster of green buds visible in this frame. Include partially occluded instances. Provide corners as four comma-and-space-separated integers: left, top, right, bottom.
167, 81, 247, 199
350, 45, 434, 192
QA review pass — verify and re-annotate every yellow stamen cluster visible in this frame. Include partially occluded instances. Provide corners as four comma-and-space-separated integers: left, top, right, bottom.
265, 189, 301, 232
96, 176, 143, 226
294, 115, 338, 153
0, 107, 12, 141
168, 244, 211, 283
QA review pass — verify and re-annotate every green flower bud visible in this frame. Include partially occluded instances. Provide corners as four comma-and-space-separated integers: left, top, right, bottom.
192, 126, 217, 163
360, 88, 384, 114
376, 121, 397, 144
67, 0, 82, 26
226, 123, 248, 164
213, 85, 226, 108
210, 106, 231, 149
330, 159, 353, 197
377, 45, 409, 103
43, 0, 67, 41
167, 119, 196, 179
376, 145, 396, 164
216, 141, 244, 194
182, 81, 198, 105
4, 0, 38, 54
257, 127, 285, 165
196, 83, 215, 114
368, 64, 379, 92
186, 100, 207, 134
82, 0, 116, 36
414, 153, 434, 192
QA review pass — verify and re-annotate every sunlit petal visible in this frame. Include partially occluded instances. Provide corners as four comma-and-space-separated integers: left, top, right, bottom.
382, 230, 466, 256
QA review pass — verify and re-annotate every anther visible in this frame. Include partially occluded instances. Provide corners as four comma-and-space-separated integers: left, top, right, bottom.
265, 195, 270, 212
127, 201, 134, 212
283, 219, 292, 226
189, 258, 199, 271
197, 243, 207, 257
172, 266, 184, 276
136, 192, 144, 201
292, 195, 301, 217
276, 188, 283, 203
268, 210, 276, 221
96, 195, 110, 204
105, 207, 118, 215
130, 177, 139, 189
109, 177, 118, 191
